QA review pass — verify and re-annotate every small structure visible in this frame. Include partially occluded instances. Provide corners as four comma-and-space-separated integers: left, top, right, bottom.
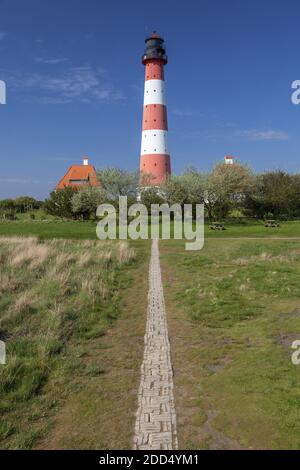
265, 220, 280, 228
56, 156, 100, 190
210, 222, 226, 231
224, 155, 234, 165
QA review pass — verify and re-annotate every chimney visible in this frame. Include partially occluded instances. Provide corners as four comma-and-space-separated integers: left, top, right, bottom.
83, 156, 89, 166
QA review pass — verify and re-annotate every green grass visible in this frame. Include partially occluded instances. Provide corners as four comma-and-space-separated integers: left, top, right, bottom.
0, 236, 143, 449
0, 220, 97, 240
1, 218, 300, 241
2, 218, 300, 449
161, 238, 300, 449
204, 220, 300, 238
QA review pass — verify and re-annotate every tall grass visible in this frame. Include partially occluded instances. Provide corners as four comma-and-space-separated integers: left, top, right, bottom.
0, 237, 135, 449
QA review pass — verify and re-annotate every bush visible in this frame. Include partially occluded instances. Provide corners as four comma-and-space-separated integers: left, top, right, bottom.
44, 187, 78, 218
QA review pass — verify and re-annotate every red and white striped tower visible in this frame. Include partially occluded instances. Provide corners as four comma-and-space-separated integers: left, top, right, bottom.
140, 32, 171, 186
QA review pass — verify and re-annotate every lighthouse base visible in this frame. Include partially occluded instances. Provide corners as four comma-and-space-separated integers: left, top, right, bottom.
140, 154, 171, 186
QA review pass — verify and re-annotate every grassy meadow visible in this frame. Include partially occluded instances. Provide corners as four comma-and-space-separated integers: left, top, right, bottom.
161, 238, 300, 449
2, 218, 300, 241
1, 217, 300, 450
0, 236, 148, 449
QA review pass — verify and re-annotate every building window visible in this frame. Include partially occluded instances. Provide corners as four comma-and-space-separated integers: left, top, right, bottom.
69, 179, 88, 184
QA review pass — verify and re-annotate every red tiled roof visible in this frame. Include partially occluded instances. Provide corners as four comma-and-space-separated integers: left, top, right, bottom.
56, 162, 101, 190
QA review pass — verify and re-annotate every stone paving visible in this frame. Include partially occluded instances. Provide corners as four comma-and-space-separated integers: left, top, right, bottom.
133, 239, 178, 450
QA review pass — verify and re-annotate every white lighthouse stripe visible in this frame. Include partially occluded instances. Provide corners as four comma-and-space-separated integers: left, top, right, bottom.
143, 79, 166, 106
141, 129, 169, 155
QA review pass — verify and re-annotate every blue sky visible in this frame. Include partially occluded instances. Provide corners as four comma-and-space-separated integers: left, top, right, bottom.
0, 0, 299, 199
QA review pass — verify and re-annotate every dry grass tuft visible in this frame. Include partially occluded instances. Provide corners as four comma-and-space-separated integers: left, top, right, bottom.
97, 251, 112, 262
14, 291, 35, 313
235, 252, 294, 266
117, 241, 135, 264
0, 272, 19, 294
56, 253, 77, 267
78, 252, 93, 267
0, 236, 38, 244
8, 238, 52, 269
81, 278, 95, 294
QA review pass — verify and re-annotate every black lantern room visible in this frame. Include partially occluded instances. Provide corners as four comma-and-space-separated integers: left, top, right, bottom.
142, 31, 168, 65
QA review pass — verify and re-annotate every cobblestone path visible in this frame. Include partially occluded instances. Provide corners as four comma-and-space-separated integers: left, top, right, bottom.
133, 239, 178, 450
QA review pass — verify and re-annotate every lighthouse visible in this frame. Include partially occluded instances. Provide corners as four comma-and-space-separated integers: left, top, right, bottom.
139, 32, 171, 186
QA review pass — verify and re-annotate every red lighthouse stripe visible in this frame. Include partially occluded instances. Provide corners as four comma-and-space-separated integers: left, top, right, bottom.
145, 60, 165, 81
140, 154, 171, 185
142, 104, 168, 131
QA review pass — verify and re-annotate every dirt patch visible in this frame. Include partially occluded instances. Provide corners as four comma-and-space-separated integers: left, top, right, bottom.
278, 309, 300, 320
205, 361, 228, 374
202, 409, 242, 450
274, 333, 300, 350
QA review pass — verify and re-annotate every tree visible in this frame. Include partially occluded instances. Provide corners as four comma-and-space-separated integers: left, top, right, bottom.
244, 171, 297, 219
162, 175, 189, 206
72, 187, 106, 219
140, 187, 165, 211
291, 173, 300, 217
97, 167, 139, 202
204, 162, 252, 220
0, 199, 16, 219
14, 196, 40, 213
44, 187, 78, 218
179, 167, 205, 205
0, 199, 15, 212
